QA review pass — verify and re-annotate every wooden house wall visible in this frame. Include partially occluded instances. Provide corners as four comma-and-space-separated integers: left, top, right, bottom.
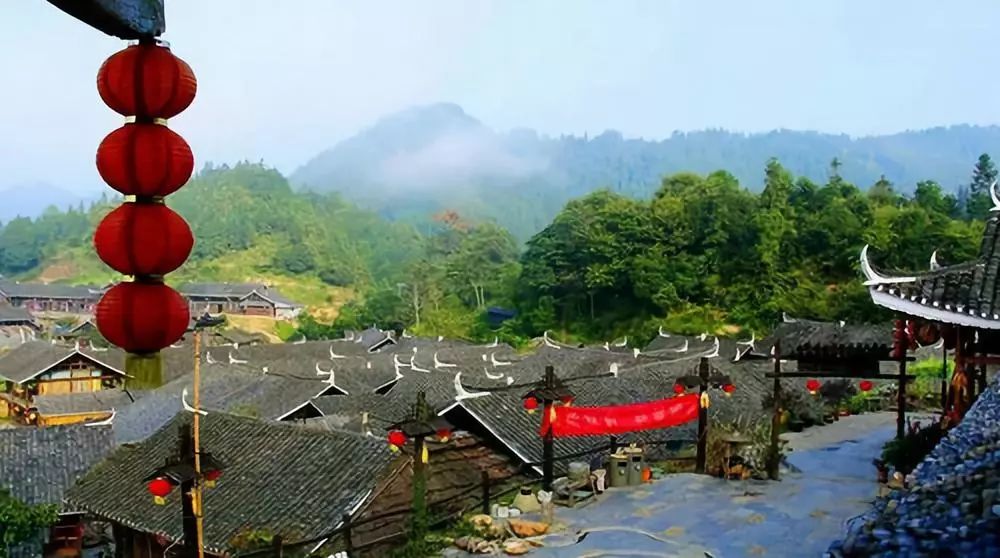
35, 356, 116, 395
351, 435, 525, 555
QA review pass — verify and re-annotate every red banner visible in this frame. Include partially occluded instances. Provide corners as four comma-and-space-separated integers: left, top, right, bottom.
540, 394, 700, 438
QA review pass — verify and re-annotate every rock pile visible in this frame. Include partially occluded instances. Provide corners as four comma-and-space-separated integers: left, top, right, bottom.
827, 379, 1000, 558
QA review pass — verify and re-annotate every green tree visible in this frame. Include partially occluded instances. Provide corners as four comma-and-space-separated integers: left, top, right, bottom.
0, 488, 58, 557
967, 153, 998, 220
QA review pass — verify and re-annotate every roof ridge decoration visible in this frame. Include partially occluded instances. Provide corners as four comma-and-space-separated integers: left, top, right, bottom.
393, 354, 410, 368
991, 178, 1000, 211
228, 351, 247, 365
613, 336, 628, 348
485, 336, 499, 348
433, 352, 457, 369
401, 329, 412, 339
930, 250, 941, 271
410, 356, 430, 373
490, 352, 511, 367
658, 326, 670, 338
609, 362, 619, 377
85, 408, 116, 427
181, 387, 206, 416
484, 366, 504, 380
454, 372, 489, 401
705, 337, 720, 358
205, 351, 217, 364
860, 245, 917, 286
674, 339, 689, 353
602, 341, 610, 351
329, 345, 346, 359
542, 331, 561, 349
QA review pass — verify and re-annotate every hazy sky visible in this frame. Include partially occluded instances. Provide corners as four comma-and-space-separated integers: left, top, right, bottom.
3, 0, 1000, 194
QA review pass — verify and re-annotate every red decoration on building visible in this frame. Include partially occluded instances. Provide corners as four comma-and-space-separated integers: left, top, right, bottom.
94, 203, 193, 276
96, 123, 193, 197
806, 379, 821, 395
541, 394, 700, 438
97, 43, 197, 119
859, 380, 874, 392
891, 319, 907, 360
96, 282, 189, 353
147, 477, 173, 498
722, 383, 736, 394
436, 428, 451, 443
523, 397, 539, 412
387, 430, 407, 448
673, 383, 685, 395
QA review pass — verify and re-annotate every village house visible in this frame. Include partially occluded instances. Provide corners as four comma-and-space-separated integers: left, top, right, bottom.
177, 282, 303, 319
0, 280, 101, 315
0, 341, 127, 425
0, 424, 117, 558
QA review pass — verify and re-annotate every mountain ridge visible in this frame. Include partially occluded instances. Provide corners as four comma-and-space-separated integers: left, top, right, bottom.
291, 103, 1000, 239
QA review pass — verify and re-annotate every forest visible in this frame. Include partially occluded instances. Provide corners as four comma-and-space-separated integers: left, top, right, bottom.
0, 154, 995, 344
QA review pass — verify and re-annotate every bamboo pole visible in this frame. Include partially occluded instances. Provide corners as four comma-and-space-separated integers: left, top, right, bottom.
192, 330, 205, 558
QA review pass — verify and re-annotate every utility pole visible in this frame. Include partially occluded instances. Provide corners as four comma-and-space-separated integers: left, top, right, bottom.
768, 341, 782, 480
542, 366, 555, 491
696, 358, 709, 474
192, 328, 205, 558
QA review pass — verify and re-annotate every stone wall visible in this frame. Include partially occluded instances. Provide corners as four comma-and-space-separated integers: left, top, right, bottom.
828, 378, 1000, 557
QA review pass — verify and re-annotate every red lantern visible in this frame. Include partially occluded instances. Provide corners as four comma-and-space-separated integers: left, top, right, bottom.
94, 203, 193, 277
523, 397, 539, 412
436, 428, 451, 443
859, 380, 874, 392
806, 379, 821, 395
96, 282, 190, 353
387, 430, 407, 447
147, 477, 173, 498
673, 383, 685, 395
97, 44, 197, 119
204, 469, 222, 482
561, 395, 574, 405
96, 123, 194, 197
722, 383, 736, 394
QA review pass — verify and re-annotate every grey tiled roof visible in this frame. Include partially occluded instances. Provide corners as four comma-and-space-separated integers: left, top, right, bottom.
177, 283, 301, 307
0, 341, 129, 384
67, 412, 394, 554
32, 390, 139, 416
757, 319, 892, 361
0, 304, 35, 324
0, 280, 101, 300
0, 424, 116, 508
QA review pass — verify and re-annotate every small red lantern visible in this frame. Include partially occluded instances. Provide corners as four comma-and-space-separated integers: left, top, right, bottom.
96, 123, 194, 197
523, 397, 539, 413
806, 379, 821, 395
94, 203, 193, 277
97, 43, 197, 120
859, 380, 874, 392
388, 430, 407, 448
148, 477, 173, 498
561, 395, 574, 405
436, 428, 451, 443
722, 383, 736, 395
96, 282, 190, 353
673, 383, 685, 395
203, 469, 222, 488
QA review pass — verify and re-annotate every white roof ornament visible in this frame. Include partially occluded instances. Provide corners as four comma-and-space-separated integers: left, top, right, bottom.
366, 361, 372, 369
206, 352, 217, 364
674, 340, 689, 353
490, 353, 512, 367
434, 352, 457, 369
839, 320, 846, 328
734, 346, 743, 362
345, 331, 355, 341
932, 338, 945, 350
181, 387, 207, 416
860, 245, 916, 286
437, 335, 444, 342
614, 336, 628, 348
401, 329, 413, 339
454, 372, 489, 401
481, 354, 488, 362
74, 340, 81, 352
990, 179, 1000, 211
506, 376, 515, 385
705, 337, 720, 358
542, 331, 560, 349
602, 341, 610, 351
316, 362, 331, 376
930, 251, 941, 271
609, 362, 619, 378
485, 367, 504, 380
262, 366, 269, 374
89, 344, 108, 352
633, 348, 641, 358
228, 351, 247, 365
486, 336, 499, 348
658, 326, 670, 338
85, 409, 116, 427
329, 345, 346, 359
410, 357, 430, 373
294, 337, 307, 345
782, 312, 796, 323
736, 332, 755, 350
393, 354, 411, 368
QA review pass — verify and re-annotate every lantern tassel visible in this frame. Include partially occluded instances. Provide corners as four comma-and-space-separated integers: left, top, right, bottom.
126, 352, 165, 390
421, 444, 429, 464
700, 392, 710, 409
153, 495, 166, 506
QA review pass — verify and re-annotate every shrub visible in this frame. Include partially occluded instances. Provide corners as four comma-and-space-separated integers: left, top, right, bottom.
881, 420, 945, 474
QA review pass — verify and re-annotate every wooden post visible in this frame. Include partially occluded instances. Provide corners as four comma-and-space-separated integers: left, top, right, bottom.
341, 513, 353, 554
480, 471, 491, 515
897, 348, 907, 440
542, 365, 555, 491
940, 341, 948, 417
695, 357, 709, 474
609, 435, 618, 454
272, 535, 284, 558
768, 341, 782, 480
178, 424, 199, 558
191, 329, 204, 558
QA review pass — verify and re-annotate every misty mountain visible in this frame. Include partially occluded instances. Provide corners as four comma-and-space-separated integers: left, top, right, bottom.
0, 183, 90, 223
292, 103, 1000, 239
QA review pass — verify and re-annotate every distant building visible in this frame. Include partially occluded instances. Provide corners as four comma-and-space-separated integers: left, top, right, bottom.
177, 282, 303, 319
0, 280, 100, 314
0, 341, 127, 425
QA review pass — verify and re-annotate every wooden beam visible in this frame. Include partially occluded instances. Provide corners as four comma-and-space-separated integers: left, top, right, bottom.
766, 372, 915, 380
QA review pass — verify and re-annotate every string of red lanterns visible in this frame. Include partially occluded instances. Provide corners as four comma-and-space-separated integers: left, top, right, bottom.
804, 378, 875, 395
94, 41, 196, 359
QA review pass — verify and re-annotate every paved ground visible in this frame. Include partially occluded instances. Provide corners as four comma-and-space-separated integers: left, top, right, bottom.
521, 413, 908, 558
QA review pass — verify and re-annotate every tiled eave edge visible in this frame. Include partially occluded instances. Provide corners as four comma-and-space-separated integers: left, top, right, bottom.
869, 288, 1000, 330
